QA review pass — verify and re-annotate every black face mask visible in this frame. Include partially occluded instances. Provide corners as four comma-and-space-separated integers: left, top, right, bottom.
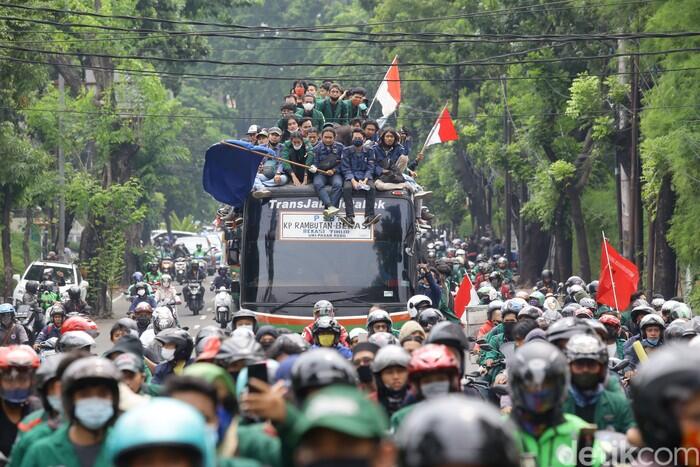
503, 321, 516, 340
305, 459, 371, 467
572, 372, 600, 390
377, 383, 408, 413
136, 316, 150, 328
357, 365, 373, 384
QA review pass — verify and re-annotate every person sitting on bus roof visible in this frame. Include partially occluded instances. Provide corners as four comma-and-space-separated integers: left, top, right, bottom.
263, 127, 284, 156
373, 127, 409, 192
345, 87, 369, 120
307, 127, 319, 147
317, 82, 348, 125
349, 117, 363, 129
255, 129, 269, 146
291, 79, 308, 108
362, 120, 380, 143
283, 116, 300, 142
339, 128, 381, 228
252, 151, 289, 198
295, 94, 326, 131
310, 127, 344, 218
280, 131, 314, 187
275, 103, 298, 140
244, 124, 259, 143
316, 81, 331, 104
299, 117, 314, 138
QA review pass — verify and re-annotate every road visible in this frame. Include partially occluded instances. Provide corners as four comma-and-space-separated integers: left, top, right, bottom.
94, 276, 220, 355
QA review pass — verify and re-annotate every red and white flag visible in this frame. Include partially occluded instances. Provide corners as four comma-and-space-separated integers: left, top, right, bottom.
374, 56, 401, 123
455, 274, 479, 324
424, 105, 458, 147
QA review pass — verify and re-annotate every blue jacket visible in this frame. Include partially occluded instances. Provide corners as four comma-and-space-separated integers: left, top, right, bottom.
129, 296, 157, 313
35, 324, 61, 344
341, 146, 375, 181
373, 143, 407, 177
312, 142, 344, 171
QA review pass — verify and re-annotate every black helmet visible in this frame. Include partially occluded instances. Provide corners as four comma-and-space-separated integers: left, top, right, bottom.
517, 305, 542, 321
35, 354, 64, 412
416, 308, 444, 332
25, 280, 39, 295
61, 357, 120, 426
560, 302, 581, 318
541, 269, 553, 281
509, 341, 569, 415
546, 317, 595, 347
215, 333, 263, 366
631, 344, 700, 450
631, 303, 654, 324
231, 309, 258, 332
396, 395, 520, 467
425, 321, 469, 351
67, 286, 80, 301
312, 316, 341, 346
57, 331, 95, 352
194, 325, 227, 348
154, 328, 194, 362
366, 309, 392, 334
217, 266, 228, 276
664, 319, 689, 342
587, 280, 599, 296
291, 348, 358, 402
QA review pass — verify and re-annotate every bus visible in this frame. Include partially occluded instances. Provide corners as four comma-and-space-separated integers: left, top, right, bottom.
228, 185, 417, 331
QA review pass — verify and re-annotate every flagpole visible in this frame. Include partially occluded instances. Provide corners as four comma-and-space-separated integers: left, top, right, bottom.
602, 231, 621, 311
419, 102, 449, 154
367, 55, 398, 116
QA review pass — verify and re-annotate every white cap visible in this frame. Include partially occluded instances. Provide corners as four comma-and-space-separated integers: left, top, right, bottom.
247, 124, 259, 134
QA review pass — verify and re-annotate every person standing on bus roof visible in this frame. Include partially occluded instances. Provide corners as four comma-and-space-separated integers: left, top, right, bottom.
295, 94, 325, 131
317, 82, 348, 125
339, 128, 381, 228
310, 128, 345, 218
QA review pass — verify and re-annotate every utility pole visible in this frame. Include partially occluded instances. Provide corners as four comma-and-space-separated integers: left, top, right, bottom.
502, 76, 512, 263
630, 54, 644, 272
57, 74, 66, 261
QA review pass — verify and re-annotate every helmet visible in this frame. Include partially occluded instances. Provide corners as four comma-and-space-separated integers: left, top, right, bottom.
651, 296, 665, 311
587, 280, 599, 296
161, 274, 172, 286
0, 345, 40, 370
631, 345, 700, 450
371, 345, 410, 374
291, 348, 358, 402
455, 248, 466, 257
41, 280, 56, 291
528, 291, 545, 308
0, 345, 39, 403
664, 319, 688, 342
366, 309, 392, 334
133, 282, 149, 296
542, 309, 562, 326
408, 344, 459, 382
561, 302, 581, 318
640, 313, 665, 339
368, 332, 400, 348
57, 331, 95, 352
231, 308, 258, 332
508, 341, 569, 415
152, 307, 176, 333
488, 271, 503, 283
148, 262, 158, 272
215, 333, 264, 366
25, 280, 39, 294
134, 301, 153, 315
155, 328, 194, 361
541, 269, 554, 281
61, 316, 98, 337
599, 314, 621, 328
546, 317, 595, 346
568, 284, 587, 302
425, 321, 469, 351
35, 354, 63, 410
217, 266, 228, 276
630, 303, 654, 323
565, 276, 585, 292
312, 300, 334, 317
61, 357, 120, 425
517, 306, 542, 321
106, 398, 215, 467
49, 303, 66, 318
67, 286, 81, 301
416, 308, 444, 332
578, 297, 597, 310
311, 316, 341, 346
671, 302, 692, 321
574, 307, 593, 319
132, 272, 144, 283
116, 318, 138, 332
396, 395, 520, 467
565, 334, 608, 367
407, 295, 432, 319
496, 256, 508, 267
502, 298, 527, 318
487, 300, 504, 320
0, 303, 15, 316
477, 286, 496, 303
194, 326, 226, 349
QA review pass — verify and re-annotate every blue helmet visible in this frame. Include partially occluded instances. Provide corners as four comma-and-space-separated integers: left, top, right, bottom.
132, 271, 144, 283
0, 304, 15, 315
106, 398, 215, 467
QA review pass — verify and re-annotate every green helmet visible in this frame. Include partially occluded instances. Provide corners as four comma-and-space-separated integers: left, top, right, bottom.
183, 362, 236, 400
528, 291, 545, 308
106, 398, 215, 467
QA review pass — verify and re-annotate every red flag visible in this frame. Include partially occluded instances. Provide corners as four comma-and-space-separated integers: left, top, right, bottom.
597, 240, 639, 311
454, 274, 479, 323
424, 106, 458, 147
374, 56, 401, 119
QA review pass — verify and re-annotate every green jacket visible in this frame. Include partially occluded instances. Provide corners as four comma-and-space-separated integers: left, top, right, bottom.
562, 388, 635, 433
316, 98, 348, 125
294, 108, 325, 131
279, 140, 314, 178
238, 423, 282, 467
19, 424, 111, 467
513, 413, 606, 467
9, 419, 63, 467
389, 403, 416, 433
344, 100, 368, 120
438, 278, 460, 323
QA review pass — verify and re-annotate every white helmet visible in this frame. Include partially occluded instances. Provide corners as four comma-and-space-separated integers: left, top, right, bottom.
407, 295, 433, 319
455, 249, 466, 257
161, 274, 172, 285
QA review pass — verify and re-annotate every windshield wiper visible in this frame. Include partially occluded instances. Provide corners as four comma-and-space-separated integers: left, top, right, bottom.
267, 290, 346, 314
329, 293, 374, 305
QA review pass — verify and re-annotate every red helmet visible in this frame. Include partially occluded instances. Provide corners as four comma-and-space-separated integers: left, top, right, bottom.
408, 344, 459, 380
61, 316, 99, 337
599, 314, 621, 328
0, 345, 40, 370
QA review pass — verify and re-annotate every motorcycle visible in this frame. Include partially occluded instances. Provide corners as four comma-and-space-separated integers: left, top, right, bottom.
174, 258, 188, 284
214, 287, 232, 329
157, 295, 182, 327
15, 304, 44, 346
37, 337, 58, 361
184, 281, 205, 315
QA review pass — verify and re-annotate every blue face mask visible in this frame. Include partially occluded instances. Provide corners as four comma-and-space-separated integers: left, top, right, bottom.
643, 337, 660, 347
47, 395, 63, 415
74, 397, 114, 430
352, 139, 363, 147
2, 387, 31, 404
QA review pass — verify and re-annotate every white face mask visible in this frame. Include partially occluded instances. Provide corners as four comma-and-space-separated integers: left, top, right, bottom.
292, 143, 303, 150
137, 289, 146, 296
303, 102, 314, 111
421, 380, 450, 399
161, 347, 176, 361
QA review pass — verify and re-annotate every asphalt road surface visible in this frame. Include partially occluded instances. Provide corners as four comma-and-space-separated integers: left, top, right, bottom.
94, 276, 221, 355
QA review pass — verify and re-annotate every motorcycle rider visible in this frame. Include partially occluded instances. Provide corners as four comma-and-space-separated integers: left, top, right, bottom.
62, 285, 92, 315
20, 280, 43, 330
128, 281, 156, 314
34, 304, 65, 348
20, 356, 120, 467
133, 301, 154, 336
535, 269, 557, 295
152, 328, 194, 384
143, 262, 162, 285
183, 262, 206, 310
0, 304, 29, 346
367, 309, 396, 336
406, 294, 432, 320
509, 340, 605, 467
371, 345, 411, 417
231, 309, 258, 333
38, 279, 60, 311
599, 314, 626, 359
127, 271, 152, 296
301, 300, 349, 346
477, 299, 503, 339
625, 313, 665, 369
193, 243, 207, 261
214, 332, 265, 384
311, 316, 352, 359
0, 345, 41, 459
154, 274, 181, 325
561, 334, 636, 435
211, 266, 233, 291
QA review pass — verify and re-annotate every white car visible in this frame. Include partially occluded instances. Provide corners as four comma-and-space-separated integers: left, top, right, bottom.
12, 261, 88, 306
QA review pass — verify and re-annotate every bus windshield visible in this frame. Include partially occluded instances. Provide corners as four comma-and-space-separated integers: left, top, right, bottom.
241, 194, 415, 316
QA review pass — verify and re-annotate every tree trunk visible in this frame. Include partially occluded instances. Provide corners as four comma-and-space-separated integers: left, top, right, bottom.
23, 208, 32, 268
568, 187, 592, 281
553, 200, 573, 281
2, 186, 14, 299
653, 173, 677, 298
519, 219, 551, 286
